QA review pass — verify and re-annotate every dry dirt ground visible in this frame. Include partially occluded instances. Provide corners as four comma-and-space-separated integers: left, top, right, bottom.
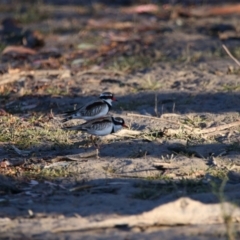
1, 2, 240, 239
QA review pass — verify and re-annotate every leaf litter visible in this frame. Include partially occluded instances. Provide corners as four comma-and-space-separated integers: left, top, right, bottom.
1, 1, 240, 239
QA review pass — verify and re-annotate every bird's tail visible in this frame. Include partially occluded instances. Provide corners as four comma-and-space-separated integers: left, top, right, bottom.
61, 115, 74, 123
60, 110, 78, 122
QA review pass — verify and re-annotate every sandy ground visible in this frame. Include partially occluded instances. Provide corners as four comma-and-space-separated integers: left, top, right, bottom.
1, 2, 240, 239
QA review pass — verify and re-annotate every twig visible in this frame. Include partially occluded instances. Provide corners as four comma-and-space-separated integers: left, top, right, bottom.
199, 120, 240, 134
76, 69, 125, 76
161, 113, 181, 118
127, 113, 173, 121
104, 128, 141, 140
222, 44, 240, 67
69, 185, 93, 192
126, 113, 193, 130
201, 130, 229, 138
127, 114, 240, 138
154, 94, 158, 117
166, 120, 240, 138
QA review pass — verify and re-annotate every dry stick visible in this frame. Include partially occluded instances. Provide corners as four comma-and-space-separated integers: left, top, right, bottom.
198, 120, 240, 134
69, 185, 93, 192
167, 120, 240, 137
202, 130, 229, 138
0, 74, 19, 85
161, 113, 181, 118
127, 114, 240, 136
222, 44, 240, 67
154, 93, 158, 117
76, 69, 125, 76
126, 113, 193, 130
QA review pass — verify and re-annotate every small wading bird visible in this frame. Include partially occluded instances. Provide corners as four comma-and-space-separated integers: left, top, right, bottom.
62, 92, 117, 122
63, 116, 128, 157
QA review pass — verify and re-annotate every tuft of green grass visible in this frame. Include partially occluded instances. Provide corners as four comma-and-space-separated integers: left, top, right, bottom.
0, 115, 72, 150
211, 177, 236, 240
102, 165, 117, 174
22, 167, 72, 180
207, 168, 229, 180
107, 55, 154, 72
222, 84, 240, 92
183, 115, 207, 128
141, 75, 162, 91
46, 86, 70, 96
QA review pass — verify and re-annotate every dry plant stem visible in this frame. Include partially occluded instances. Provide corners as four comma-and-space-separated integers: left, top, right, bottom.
111, 173, 147, 179
222, 44, 240, 67
161, 113, 181, 118
202, 130, 229, 138
69, 185, 93, 192
167, 120, 240, 138
154, 93, 158, 117
126, 113, 193, 130
0, 74, 22, 86
104, 129, 141, 140
76, 69, 125, 76
198, 120, 240, 134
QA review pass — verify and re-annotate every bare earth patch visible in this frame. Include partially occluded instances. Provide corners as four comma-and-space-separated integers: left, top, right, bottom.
1, 1, 240, 239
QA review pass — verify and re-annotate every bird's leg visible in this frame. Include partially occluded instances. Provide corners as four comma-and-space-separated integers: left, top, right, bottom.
93, 137, 101, 159
95, 138, 101, 159
91, 135, 99, 148
96, 148, 99, 159
90, 135, 100, 158
90, 135, 94, 147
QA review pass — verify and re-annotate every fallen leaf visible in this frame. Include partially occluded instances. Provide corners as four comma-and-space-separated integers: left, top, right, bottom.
122, 4, 159, 14
88, 19, 133, 30
174, 3, 240, 18
2, 46, 37, 56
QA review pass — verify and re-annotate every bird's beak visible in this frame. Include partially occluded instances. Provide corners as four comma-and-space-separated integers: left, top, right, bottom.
112, 97, 117, 101
123, 124, 129, 128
